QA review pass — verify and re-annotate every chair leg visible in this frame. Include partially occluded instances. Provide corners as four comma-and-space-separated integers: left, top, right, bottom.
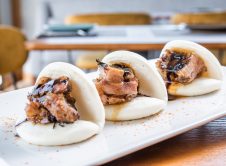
147, 50, 154, 59
11, 72, 18, 90
147, 50, 159, 59
218, 49, 224, 65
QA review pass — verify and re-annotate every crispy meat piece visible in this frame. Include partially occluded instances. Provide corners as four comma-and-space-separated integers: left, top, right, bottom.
26, 76, 79, 124
52, 76, 71, 94
95, 60, 138, 105
25, 101, 50, 124
43, 93, 79, 123
101, 66, 124, 83
156, 50, 207, 84
99, 79, 138, 96
106, 94, 137, 105
175, 54, 206, 83
32, 76, 71, 97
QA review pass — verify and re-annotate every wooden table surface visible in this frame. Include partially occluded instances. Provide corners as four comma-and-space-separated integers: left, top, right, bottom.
106, 117, 226, 166
25, 41, 226, 51
25, 25, 226, 51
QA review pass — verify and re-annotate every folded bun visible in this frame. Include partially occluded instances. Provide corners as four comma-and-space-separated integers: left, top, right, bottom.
105, 96, 165, 121
168, 77, 222, 96
100, 51, 168, 121
16, 62, 105, 146
16, 120, 99, 146
160, 40, 223, 96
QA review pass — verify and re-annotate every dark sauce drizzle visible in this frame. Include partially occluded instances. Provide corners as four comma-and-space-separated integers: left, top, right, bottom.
161, 51, 189, 100
14, 133, 20, 137
15, 118, 28, 137
14, 117, 65, 130
164, 51, 188, 88
96, 59, 108, 68
24, 77, 76, 129
53, 122, 65, 129
15, 118, 28, 128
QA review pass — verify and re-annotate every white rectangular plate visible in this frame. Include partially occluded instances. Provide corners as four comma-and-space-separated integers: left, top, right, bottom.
0, 67, 226, 166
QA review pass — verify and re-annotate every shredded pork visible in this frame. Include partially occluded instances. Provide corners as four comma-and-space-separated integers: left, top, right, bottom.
25, 76, 79, 124
95, 60, 138, 105
156, 49, 207, 84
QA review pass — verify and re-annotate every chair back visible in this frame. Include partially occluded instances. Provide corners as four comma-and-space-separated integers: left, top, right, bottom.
0, 26, 27, 74
65, 13, 151, 25
171, 11, 226, 25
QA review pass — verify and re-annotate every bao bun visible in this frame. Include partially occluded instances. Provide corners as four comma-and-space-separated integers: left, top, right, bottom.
16, 62, 105, 146
160, 40, 223, 96
100, 51, 168, 121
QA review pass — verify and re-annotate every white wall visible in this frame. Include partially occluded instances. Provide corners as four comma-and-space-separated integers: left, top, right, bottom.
0, 0, 12, 25
20, 0, 46, 38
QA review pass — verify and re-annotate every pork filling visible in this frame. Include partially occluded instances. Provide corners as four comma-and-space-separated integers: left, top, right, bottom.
156, 49, 207, 85
25, 76, 79, 124
95, 60, 138, 105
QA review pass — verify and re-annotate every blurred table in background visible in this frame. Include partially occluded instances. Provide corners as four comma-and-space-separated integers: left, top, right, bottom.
26, 25, 226, 51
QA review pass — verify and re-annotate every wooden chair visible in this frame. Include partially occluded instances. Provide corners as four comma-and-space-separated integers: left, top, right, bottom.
65, 13, 151, 26
65, 13, 152, 70
0, 26, 27, 89
170, 11, 226, 25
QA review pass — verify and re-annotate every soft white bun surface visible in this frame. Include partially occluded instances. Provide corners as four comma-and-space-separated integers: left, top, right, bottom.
168, 78, 222, 96
16, 62, 105, 145
100, 51, 168, 121
105, 96, 166, 121
160, 40, 223, 96
16, 120, 99, 146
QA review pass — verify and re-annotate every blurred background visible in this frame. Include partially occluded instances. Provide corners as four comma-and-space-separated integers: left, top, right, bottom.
1, 0, 226, 91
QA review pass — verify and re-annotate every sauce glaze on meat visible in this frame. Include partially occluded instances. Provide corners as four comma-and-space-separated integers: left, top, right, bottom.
95, 60, 139, 105
156, 49, 207, 87
25, 76, 79, 124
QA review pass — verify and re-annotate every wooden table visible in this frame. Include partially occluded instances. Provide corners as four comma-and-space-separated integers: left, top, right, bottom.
106, 117, 226, 166
26, 25, 226, 51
